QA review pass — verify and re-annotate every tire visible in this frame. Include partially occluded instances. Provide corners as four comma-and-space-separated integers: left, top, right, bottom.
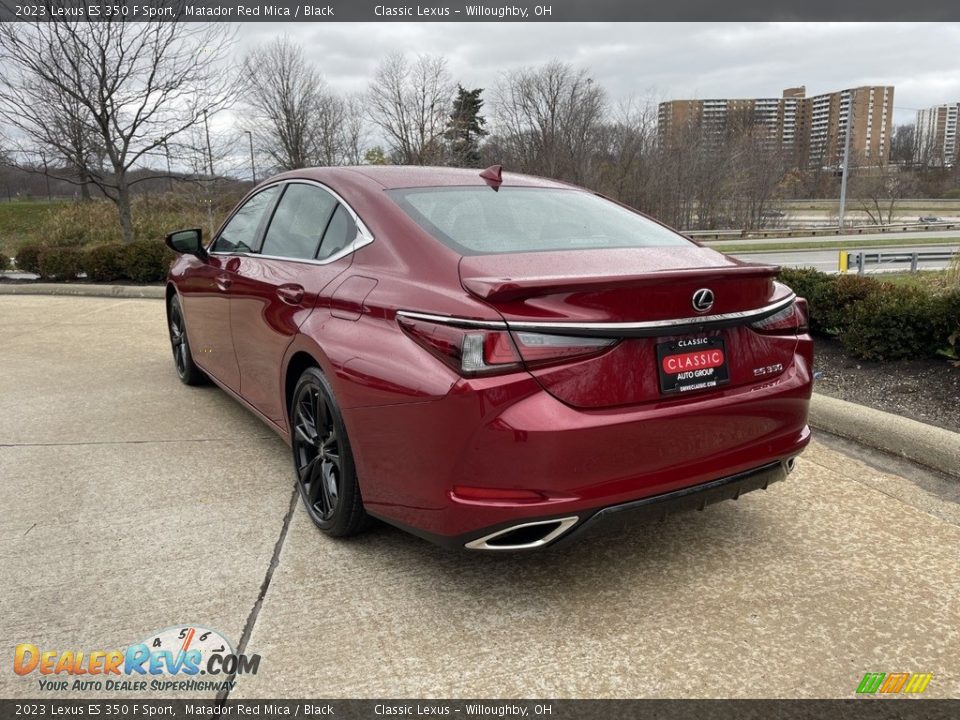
167, 294, 209, 386
290, 367, 368, 537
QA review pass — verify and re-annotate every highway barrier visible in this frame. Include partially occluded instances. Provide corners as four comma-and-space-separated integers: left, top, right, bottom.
689, 221, 959, 242
840, 249, 958, 274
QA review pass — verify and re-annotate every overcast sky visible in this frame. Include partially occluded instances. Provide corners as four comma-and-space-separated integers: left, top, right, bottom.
234, 22, 960, 125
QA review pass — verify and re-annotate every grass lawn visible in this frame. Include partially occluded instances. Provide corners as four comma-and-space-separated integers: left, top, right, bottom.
713, 236, 960, 254
876, 269, 960, 292
0, 200, 65, 257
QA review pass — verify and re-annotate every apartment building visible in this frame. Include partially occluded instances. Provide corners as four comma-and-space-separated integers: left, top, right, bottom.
915, 103, 960, 166
658, 85, 895, 168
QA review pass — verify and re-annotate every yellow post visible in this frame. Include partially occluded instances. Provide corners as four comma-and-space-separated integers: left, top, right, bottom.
839, 251, 848, 273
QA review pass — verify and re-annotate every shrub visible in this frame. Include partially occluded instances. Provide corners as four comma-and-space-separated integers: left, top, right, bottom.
841, 284, 941, 360
15, 242, 44, 274
941, 187, 960, 199
935, 288, 960, 363
37, 246, 83, 280
0, 250, 8, 271
811, 274, 881, 334
82, 243, 126, 282
121, 239, 175, 283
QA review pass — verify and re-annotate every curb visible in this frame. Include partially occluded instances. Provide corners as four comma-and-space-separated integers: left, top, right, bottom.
0, 283, 164, 299
809, 393, 960, 478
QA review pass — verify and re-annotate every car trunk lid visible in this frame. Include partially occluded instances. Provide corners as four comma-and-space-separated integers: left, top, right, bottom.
459, 247, 796, 408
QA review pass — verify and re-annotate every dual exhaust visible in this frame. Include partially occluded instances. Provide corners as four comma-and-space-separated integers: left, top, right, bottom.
463, 456, 801, 551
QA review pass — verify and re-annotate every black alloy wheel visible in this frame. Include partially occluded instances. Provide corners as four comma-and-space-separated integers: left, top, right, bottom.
290, 367, 367, 536
168, 295, 208, 386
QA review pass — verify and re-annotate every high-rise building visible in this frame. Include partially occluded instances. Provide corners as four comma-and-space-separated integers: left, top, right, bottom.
658, 86, 895, 168
915, 103, 959, 167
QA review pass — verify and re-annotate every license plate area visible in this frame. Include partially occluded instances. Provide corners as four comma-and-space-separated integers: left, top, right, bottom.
656, 336, 730, 394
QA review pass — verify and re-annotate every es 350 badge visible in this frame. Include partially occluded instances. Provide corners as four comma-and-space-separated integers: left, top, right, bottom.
13, 625, 260, 693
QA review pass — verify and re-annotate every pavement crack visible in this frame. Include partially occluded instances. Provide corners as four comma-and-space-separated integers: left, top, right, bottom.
23, 522, 36, 537
215, 483, 299, 706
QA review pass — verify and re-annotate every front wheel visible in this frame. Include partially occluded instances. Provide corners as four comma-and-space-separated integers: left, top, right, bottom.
168, 294, 208, 386
290, 367, 368, 537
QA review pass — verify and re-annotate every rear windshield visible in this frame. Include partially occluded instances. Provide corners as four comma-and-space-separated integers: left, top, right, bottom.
387, 186, 690, 255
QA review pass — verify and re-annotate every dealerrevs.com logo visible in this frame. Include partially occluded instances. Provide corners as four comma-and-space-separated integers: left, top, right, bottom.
14, 625, 260, 693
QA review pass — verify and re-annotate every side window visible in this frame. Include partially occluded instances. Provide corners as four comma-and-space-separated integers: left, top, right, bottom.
318, 205, 358, 261
212, 186, 281, 254
261, 184, 338, 260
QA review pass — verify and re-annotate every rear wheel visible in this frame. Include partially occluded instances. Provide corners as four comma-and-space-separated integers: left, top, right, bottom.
290, 367, 367, 537
168, 294, 208, 386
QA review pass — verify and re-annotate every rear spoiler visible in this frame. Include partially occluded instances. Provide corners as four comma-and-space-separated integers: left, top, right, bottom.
462, 265, 781, 302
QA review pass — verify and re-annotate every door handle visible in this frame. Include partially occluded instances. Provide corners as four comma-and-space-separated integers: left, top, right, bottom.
276, 284, 305, 306
215, 274, 232, 292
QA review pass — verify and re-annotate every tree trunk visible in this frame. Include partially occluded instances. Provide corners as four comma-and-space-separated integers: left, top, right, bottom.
116, 178, 134, 244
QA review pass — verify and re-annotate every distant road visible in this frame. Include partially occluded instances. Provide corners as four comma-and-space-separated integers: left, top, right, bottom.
730, 244, 959, 272
708, 229, 960, 247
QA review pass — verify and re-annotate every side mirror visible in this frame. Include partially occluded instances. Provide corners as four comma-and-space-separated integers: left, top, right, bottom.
165, 228, 207, 260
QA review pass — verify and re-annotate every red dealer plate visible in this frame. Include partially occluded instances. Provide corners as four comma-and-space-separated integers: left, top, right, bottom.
656, 336, 730, 394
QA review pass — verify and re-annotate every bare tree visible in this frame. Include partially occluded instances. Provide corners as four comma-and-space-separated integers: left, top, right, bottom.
0, 16, 236, 243
592, 99, 657, 210
852, 161, 919, 225
491, 60, 606, 183
723, 113, 789, 230
368, 52, 453, 165
890, 123, 916, 167
243, 38, 366, 170
242, 38, 326, 171
29, 87, 104, 201
340, 94, 369, 166
314, 93, 347, 167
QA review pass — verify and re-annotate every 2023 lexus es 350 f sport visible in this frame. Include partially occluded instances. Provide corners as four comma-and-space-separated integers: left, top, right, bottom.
164, 165, 812, 551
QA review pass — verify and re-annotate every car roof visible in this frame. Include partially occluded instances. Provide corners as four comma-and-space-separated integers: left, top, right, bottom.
284, 165, 576, 191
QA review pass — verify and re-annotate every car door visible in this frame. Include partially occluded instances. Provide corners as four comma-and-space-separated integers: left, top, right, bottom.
179, 185, 281, 391
229, 181, 363, 423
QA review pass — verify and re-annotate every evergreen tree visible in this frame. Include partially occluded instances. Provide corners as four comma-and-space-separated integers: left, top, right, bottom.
445, 86, 488, 167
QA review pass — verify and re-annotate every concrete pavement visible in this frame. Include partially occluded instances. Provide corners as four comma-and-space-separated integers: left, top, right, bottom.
1, 296, 958, 699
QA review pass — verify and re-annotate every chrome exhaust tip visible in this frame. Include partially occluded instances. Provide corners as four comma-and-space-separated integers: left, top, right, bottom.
784, 456, 798, 474
464, 516, 579, 551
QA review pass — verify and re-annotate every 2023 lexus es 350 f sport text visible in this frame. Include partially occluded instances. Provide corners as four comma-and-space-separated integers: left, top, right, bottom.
164, 165, 812, 551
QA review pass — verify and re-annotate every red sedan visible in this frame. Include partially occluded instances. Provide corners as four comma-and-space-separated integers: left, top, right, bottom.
165, 166, 812, 551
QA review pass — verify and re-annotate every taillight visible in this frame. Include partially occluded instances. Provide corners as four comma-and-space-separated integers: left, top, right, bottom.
398, 315, 615, 376
512, 331, 615, 366
750, 298, 808, 334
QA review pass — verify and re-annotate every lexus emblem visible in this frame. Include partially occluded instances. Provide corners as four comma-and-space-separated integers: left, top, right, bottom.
692, 288, 715, 313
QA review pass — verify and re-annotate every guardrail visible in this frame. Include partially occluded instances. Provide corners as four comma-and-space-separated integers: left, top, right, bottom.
840, 249, 958, 274
687, 221, 959, 241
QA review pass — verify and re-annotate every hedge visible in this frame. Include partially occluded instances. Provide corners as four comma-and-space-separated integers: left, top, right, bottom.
841, 284, 942, 360
120, 240, 175, 283
14, 242, 43, 274
779, 267, 960, 361
38, 246, 84, 280
0, 250, 9, 271
82, 243, 126, 282
15, 239, 173, 283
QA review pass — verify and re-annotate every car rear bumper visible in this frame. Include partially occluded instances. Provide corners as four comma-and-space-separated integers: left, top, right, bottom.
347, 344, 813, 547
466, 457, 795, 550
369, 457, 797, 550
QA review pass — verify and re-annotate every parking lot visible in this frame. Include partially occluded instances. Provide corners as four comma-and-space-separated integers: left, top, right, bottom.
1, 295, 958, 698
